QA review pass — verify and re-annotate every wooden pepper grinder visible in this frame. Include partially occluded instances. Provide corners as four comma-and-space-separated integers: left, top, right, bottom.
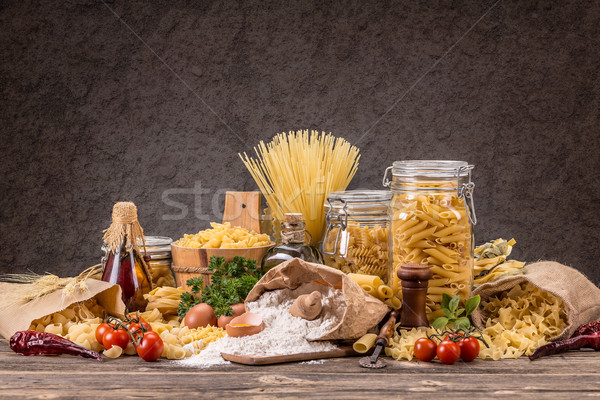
398, 263, 433, 330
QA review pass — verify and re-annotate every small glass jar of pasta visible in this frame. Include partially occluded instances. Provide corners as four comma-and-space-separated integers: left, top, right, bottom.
321, 190, 393, 284
382, 160, 477, 320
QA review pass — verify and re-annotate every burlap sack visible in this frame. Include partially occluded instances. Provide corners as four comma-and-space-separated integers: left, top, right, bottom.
472, 261, 600, 341
245, 258, 389, 341
0, 279, 125, 340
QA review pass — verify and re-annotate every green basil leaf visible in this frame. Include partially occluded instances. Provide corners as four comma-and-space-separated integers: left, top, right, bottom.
465, 295, 481, 316
449, 295, 460, 313
432, 317, 449, 330
455, 308, 465, 317
441, 293, 452, 310
454, 317, 471, 331
442, 307, 452, 317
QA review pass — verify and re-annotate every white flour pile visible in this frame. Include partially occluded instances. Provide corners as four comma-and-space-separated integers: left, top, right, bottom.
178, 283, 345, 368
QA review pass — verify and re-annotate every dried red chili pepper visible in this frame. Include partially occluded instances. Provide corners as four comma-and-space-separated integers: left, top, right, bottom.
10, 331, 102, 362
570, 320, 600, 338
529, 333, 600, 360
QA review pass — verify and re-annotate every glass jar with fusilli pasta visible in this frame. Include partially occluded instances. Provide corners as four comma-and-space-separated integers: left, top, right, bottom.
321, 190, 393, 284
382, 160, 477, 321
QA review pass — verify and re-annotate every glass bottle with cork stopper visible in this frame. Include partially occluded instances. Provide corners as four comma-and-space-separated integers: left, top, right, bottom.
101, 201, 153, 312
261, 213, 323, 273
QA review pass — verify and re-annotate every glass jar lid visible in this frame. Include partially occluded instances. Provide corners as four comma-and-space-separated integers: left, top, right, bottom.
383, 160, 474, 189
390, 160, 472, 178
324, 190, 392, 224
382, 160, 477, 225
140, 236, 173, 260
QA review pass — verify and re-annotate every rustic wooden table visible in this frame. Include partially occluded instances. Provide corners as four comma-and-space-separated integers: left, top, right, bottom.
1, 342, 598, 399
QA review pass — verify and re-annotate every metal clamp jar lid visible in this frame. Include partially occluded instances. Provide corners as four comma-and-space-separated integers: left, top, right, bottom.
321, 190, 392, 255
382, 160, 477, 225
140, 236, 173, 260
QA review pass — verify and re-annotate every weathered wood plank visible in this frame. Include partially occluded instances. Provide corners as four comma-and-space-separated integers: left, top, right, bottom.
1, 342, 598, 399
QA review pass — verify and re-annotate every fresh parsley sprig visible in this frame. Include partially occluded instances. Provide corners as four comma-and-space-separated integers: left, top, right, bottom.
177, 256, 263, 319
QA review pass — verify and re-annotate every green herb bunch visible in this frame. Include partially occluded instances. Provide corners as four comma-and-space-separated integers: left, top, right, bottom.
177, 256, 263, 319
431, 293, 480, 331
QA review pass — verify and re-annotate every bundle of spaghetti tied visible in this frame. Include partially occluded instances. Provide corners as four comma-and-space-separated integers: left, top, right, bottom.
239, 130, 360, 245
390, 184, 472, 319
323, 224, 390, 282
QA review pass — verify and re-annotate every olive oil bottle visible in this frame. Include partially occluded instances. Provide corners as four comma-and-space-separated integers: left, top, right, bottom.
261, 213, 323, 273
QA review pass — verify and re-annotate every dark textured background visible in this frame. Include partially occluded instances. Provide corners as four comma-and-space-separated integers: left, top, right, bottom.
1, 0, 599, 283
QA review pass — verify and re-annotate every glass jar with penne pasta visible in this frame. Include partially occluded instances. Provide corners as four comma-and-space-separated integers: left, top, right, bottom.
383, 160, 477, 321
321, 190, 393, 284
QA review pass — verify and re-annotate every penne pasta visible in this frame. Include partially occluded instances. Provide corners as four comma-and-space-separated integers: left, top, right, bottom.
391, 179, 473, 316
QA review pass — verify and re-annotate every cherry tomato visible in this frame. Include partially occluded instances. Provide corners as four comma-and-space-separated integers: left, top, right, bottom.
95, 323, 112, 346
437, 340, 461, 364
445, 332, 464, 341
458, 336, 480, 362
102, 328, 130, 350
414, 338, 437, 362
128, 320, 151, 335
136, 331, 164, 362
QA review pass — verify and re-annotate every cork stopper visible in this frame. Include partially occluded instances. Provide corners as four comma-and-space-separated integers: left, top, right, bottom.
284, 213, 304, 224
111, 201, 139, 224
103, 201, 146, 254
281, 213, 306, 244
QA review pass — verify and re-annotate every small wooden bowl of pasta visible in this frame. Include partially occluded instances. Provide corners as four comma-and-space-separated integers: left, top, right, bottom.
171, 222, 274, 291
171, 244, 274, 291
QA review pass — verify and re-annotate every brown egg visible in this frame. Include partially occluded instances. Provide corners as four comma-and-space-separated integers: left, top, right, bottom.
225, 312, 264, 338
217, 303, 246, 328
183, 303, 217, 329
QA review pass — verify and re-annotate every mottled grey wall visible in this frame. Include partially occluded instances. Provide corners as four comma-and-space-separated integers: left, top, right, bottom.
1, 1, 599, 283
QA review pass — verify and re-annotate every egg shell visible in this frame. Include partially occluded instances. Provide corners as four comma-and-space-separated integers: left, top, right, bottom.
217, 303, 246, 328
183, 303, 217, 329
225, 312, 264, 338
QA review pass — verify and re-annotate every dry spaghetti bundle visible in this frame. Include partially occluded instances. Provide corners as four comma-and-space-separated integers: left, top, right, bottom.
240, 130, 360, 244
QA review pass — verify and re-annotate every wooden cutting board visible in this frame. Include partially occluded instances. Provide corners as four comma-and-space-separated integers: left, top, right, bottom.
220, 346, 359, 365
222, 191, 261, 233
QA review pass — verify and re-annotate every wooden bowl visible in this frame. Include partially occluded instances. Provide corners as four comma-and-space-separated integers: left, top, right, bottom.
170, 242, 274, 291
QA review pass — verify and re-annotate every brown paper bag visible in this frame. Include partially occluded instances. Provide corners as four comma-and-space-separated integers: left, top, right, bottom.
245, 258, 389, 341
0, 279, 125, 340
472, 261, 600, 341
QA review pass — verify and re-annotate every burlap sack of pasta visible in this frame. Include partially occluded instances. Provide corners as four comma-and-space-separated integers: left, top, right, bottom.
0, 271, 125, 340
472, 261, 600, 342
246, 258, 389, 341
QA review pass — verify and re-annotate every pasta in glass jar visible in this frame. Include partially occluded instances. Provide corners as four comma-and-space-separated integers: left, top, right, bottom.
383, 160, 477, 320
321, 191, 392, 284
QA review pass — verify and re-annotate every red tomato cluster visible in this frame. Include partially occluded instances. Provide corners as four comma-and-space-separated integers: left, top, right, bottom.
414, 335, 480, 364
95, 315, 164, 362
